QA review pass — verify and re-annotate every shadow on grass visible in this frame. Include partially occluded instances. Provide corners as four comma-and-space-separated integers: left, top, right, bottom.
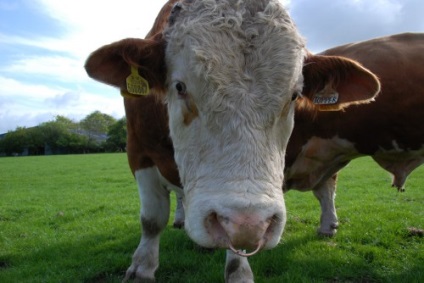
2, 225, 422, 283
252, 231, 423, 283
0, 258, 12, 269
1, 229, 137, 282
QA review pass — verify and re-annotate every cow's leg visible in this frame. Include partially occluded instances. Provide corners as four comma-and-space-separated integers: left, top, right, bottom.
313, 174, 339, 236
154, 168, 185, 229
124, 167, 170, 282
173, 191, 185, 228
225, 250, 254, 283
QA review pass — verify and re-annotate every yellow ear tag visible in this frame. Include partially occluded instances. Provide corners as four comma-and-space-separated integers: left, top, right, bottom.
126, 66, 150, 96
121, 89, 139, 98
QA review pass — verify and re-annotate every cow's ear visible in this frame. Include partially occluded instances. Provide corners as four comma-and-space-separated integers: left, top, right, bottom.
85, 33, 166, 95
302, 54, 380, 111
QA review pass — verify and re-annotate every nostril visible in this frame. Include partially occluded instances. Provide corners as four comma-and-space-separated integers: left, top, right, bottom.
270, 214, 282, 227
204, 212, 229, 248
265, 214, 282, 235
205, 212, 218, 230
259, 213, 285, 249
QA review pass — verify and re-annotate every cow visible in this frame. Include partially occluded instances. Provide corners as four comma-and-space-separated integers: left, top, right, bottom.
284, 32, 424, 236
84, 0, 379, 281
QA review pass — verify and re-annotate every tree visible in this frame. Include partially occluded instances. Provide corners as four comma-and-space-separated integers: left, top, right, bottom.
26, 127, 44, 155
105, 117, 127, 152
39, 116, 85, 154
0, 112, 121, 156
79, 111, 116, 152
0, 127, 28, 156
55, 115, 78, 130
80, 111, 116, 137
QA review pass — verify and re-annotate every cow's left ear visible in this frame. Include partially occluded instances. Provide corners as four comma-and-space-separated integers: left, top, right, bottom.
302, 54, 380, 111
85, 33, 167, 95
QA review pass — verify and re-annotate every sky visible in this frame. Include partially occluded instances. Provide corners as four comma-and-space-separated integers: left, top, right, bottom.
0, 0, 423, 134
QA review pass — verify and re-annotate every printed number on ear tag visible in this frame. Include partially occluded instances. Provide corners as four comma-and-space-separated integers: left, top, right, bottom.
313, 93, 339, 105
126, 66, 150, 96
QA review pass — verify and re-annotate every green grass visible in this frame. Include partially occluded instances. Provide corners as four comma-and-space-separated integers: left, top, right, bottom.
0, 154, 422, 282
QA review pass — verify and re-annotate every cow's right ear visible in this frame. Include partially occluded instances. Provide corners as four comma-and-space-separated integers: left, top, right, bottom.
84, 33, 167, 95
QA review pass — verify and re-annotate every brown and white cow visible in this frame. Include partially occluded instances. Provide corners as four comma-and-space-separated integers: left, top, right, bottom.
284, 32, 424, 236
85, 0, 379, 281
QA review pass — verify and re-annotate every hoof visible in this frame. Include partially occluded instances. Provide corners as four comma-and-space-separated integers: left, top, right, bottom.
317, 228, 337, 237
123, 270, 155, 283
317, 222, 338, 237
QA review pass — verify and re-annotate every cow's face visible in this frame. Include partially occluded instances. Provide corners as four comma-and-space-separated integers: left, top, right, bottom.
164, 0, 304, 251
85, 0, 379, 254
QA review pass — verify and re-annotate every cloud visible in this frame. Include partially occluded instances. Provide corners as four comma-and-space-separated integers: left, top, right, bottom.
0, 75, 124, 133
45, 91, 81, 107
34, 0, 168, 56
1, 54, 87, 83
0, 76, 63, 99
0, 0, 163, 133
289, 0, 424, 52
0, 0, 421, 134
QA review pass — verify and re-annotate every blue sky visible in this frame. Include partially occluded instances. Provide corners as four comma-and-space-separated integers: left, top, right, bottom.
0, 0, 423, 133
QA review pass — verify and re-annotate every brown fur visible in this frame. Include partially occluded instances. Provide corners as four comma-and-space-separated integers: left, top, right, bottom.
302, 54, 380, 111
287, 33, 424, 188
85, 0, 382, 187
84, 2, 395, 280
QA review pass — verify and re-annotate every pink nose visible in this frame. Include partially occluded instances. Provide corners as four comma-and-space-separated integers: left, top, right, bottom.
205, 212, 276, 254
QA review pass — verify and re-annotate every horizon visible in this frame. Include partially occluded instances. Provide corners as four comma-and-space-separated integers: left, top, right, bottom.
1, 0, 423, 133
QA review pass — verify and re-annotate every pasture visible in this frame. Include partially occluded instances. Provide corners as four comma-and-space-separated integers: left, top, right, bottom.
0, 153, 422, 282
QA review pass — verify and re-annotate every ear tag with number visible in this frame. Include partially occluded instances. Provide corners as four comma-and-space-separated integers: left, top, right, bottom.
126, 66, 150, 96
312, 84, 339, 105
312, 92, 339, 105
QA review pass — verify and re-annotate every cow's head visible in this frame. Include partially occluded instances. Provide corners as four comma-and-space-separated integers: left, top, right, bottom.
85, 0, 379, 254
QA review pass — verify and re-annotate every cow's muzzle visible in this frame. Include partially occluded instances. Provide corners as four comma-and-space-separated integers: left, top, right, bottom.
205, 212, 279, 255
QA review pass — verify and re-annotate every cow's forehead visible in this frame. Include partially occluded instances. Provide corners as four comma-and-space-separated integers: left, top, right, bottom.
164, 0, 305, 96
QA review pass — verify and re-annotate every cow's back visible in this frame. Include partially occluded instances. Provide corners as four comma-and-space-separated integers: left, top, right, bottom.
322, 33, 424, 152
287, 33, 424, 191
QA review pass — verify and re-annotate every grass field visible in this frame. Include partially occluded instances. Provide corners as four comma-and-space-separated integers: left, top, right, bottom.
0, 153, 422, 282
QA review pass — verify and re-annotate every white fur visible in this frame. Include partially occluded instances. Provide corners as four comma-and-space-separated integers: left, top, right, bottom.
125, 168, 170, 281
312, 177, 339, 236
225, 250, 254, 283
164, 0, 305, 249
136, 168, 171, 225
156, 168, 185, 227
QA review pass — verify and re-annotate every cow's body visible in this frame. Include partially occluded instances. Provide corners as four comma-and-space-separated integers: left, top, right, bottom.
285, 32, 424, 236
85, 0, 379, 281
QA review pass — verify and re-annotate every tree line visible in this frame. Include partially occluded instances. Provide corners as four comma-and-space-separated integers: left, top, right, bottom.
0, 111, 127, 156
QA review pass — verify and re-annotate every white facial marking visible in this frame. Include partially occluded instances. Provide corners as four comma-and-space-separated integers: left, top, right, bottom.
163, 0, 305, 249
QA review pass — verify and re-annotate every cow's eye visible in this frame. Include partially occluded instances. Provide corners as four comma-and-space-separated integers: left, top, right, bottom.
176, 82, 187, 97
